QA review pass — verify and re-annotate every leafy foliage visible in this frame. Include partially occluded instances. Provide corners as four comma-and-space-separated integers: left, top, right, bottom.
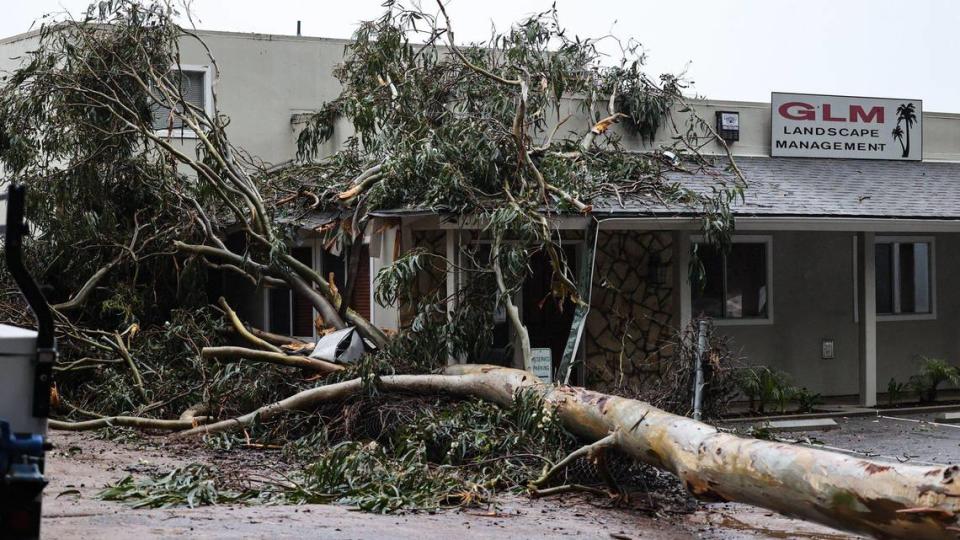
641, 321, 740, 420
99, 463, 269, 508
736, 366, 796, 414
792, 387, 823, 414
1, 3, 746, 515
887, 377, 909, 406
281, 0, 745, 356
103, 391, 577, 513
909, 357, 960, 403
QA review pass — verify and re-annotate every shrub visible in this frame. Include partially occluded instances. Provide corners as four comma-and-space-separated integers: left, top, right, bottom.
909, 357, 960, 403
641, 322, 740, 420
886, 378, 909, 406
793, 387, 823, 413
736, 366, 795, 414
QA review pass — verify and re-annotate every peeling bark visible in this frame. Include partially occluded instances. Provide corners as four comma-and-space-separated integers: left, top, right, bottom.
50, 416, 204, 431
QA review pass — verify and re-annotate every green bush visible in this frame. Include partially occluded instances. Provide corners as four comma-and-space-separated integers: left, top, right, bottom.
736, 367, 795, 414
793, 387, 823, 413
886, 378, 909, 406
909, 358, 960, 403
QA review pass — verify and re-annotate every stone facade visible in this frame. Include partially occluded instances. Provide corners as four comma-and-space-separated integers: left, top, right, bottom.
585, 231, 675, 389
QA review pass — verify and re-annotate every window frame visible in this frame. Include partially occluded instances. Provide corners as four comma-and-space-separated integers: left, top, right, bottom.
875, 235, 936, 322
261, 237, 376, 340
152, 64, 213, 140
690, 235, 774, 326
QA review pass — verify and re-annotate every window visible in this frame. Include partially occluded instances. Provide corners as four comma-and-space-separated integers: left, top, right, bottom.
875, 238, 933, 317
691, 238, 771, 322
267, 246, 316, 338
151, 66, 209, 136
265, 242, 374, 338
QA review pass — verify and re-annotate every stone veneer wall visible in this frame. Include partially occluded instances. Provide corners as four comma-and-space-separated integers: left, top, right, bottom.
585, 231, 675, 390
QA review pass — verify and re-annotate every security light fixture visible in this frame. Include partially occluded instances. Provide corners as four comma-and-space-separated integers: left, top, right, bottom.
716, 111, 740, 142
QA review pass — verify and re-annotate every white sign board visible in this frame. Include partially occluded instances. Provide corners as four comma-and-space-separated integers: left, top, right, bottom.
771, 92, 921, 161
531, 348, 552, 384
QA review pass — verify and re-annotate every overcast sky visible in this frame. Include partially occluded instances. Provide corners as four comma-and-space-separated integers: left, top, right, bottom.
3, 1, 959, 111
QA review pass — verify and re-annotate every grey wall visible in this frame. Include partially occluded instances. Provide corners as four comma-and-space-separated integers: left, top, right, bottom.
713, 231, 860, 396
699, 231, 960, 397
875, 233, 960, 386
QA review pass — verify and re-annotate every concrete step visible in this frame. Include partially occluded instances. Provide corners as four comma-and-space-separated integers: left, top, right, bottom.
933, 412, 960, 423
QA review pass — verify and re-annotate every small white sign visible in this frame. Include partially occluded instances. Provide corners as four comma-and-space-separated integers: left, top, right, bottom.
719, 111, 739, 130
531, 348, 552, 383
771, 92, 922, 161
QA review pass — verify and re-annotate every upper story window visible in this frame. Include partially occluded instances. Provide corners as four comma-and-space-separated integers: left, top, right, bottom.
691, 236, 772, 324
876, 237, 933, 317
151, 66, 210, 137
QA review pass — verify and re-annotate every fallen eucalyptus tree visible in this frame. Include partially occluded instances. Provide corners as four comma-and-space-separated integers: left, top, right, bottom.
7, 3, 949, 539
168, 364, 960, 539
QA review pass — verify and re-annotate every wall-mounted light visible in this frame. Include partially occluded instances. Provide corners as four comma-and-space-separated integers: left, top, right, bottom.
716, 111, 740, 142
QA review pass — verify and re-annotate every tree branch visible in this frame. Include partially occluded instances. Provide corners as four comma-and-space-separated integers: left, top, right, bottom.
217, 297, 282, 353
201, 346, 343, 374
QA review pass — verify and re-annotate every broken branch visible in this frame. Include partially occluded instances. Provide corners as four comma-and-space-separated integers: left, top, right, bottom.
217, 296, 282, 353
201, 346, 343, 374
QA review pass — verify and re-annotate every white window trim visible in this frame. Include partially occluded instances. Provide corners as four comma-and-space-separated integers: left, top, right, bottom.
689, 234, 774, 326
875, 235, 936, 322
152, 64, 214, 140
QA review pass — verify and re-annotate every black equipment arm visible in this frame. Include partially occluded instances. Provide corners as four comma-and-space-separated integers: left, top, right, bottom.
4, 185, 56, 418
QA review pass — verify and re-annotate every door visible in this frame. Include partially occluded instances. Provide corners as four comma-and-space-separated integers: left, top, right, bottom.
522, 246, 577, 380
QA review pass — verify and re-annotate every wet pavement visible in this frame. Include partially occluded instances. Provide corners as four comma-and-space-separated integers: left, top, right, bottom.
798, 412, 960, 466
42, 431, 860, 539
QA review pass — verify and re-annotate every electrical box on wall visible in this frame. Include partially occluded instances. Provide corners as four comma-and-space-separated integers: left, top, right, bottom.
821, 339, 835, 360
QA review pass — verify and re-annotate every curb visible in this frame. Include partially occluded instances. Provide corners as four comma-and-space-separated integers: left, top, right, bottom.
720, 403, 960, 424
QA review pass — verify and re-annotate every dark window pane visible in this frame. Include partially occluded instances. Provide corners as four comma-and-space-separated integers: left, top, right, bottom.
268, 288, 291, 335
899, 243, 916, 313
725, 243, 767, 318
899, 242, 931, 314
913, 243, 931, 313
322, 250, 346, 293
291, 247, 315, 337
691, 244, 724, 318
875, 243, 893, 314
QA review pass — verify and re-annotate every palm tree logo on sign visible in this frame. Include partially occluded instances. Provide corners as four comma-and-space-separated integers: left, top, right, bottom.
891, 103, 917, 158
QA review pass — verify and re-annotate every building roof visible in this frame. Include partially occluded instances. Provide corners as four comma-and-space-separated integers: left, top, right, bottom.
591, 156, 960, 220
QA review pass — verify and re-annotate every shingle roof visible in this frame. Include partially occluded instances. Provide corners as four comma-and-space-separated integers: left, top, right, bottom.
595, 157, 960, 220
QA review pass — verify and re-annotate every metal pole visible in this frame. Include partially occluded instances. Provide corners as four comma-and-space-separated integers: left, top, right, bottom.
692, 319, 707, 421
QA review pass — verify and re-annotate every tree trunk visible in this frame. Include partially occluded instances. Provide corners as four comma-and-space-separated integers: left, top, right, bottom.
173, 365, 960, 538
905, 122, 911, 158
491, 240, 532, 371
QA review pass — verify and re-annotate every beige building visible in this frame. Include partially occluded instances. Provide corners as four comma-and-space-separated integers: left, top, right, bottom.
3, 28, 960, 405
